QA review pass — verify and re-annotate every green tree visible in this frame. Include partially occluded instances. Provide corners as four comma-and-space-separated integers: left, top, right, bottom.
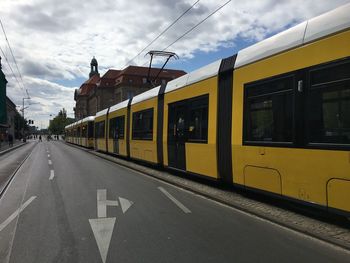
14, 112, 29, 139
48, 108, 75, 134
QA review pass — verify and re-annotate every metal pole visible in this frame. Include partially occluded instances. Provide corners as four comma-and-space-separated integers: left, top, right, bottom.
22, 98, 24, 142
146, 53, 154, 85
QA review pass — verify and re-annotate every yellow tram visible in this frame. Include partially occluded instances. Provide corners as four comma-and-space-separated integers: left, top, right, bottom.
65, 4, 350, 215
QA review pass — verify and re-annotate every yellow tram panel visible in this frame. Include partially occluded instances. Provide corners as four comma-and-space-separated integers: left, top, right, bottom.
94, 114, 107, 152
107, 106, 128, 157
327, 179, 350, 213
130, 97, 158, 164
232, 29, 350, 206
163, 76, 218, 179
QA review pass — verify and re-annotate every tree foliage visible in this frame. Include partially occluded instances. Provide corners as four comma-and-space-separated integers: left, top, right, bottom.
14, 112, 29, 132
48, 108, 75, 134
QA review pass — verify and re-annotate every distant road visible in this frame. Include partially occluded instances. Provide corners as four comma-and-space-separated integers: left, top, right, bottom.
0, 141, 349, 263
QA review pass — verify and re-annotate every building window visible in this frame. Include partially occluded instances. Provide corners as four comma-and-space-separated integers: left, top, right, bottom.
307, 60, 350, 146
94, 121, 105, 138
109, 116, 125, 139
115, 92, 122, 102
244, 75, 294, 144
132, 108, 154, 140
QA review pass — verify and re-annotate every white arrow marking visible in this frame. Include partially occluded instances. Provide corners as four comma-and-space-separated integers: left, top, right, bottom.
0, 196, 37, 232
97, 189, 118, 218
49, 170, 55, 180
89, 217, 116, 263
118, 197, 134, 214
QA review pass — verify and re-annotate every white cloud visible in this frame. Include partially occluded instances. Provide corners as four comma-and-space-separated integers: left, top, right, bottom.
0, 0, 349, 127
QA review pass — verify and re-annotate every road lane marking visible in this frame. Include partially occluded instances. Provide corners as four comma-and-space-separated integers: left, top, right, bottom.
49, 170, 55, 180
48, 160, 52, 165
0, 196, 37, 232
48, 154, 50, 158
158, 187, 191, 214
89, 217, 116, 263
118, 197, 134, 214
90, 189, 135, 263
97, 189, 118, 218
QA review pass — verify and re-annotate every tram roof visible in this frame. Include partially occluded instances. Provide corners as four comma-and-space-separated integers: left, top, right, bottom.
235, 3, 350, 68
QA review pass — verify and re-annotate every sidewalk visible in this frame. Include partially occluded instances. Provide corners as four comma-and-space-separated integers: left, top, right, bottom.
0, 140, 26, 155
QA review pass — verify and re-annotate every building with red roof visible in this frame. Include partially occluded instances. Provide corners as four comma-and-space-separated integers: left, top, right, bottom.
74, 58, 100, 119
74, 57, 186, 119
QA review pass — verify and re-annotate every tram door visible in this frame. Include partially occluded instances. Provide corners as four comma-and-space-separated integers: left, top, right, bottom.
168, 103, 187, 171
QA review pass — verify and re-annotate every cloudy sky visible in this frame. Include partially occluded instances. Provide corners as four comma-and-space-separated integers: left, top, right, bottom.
1, 0, 349, 128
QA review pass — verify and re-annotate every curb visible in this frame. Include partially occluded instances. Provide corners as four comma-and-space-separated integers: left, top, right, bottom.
64, 141, 350, 251
0, 142, 27, 156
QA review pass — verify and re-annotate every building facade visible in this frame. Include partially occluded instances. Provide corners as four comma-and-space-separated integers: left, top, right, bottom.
0, 56, 7, 128
6, 97, 16, 139
74, 58, 186, 119
0, 58, 17, 144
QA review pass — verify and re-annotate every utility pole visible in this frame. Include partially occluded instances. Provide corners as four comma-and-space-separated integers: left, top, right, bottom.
22, 91, 30, 142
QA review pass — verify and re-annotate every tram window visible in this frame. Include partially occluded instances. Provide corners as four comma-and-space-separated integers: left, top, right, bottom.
311, 61, 350, 86
95, 121, 105, 138
116, 116, 125, 139
88, 122, 94, 138
109, 118, 116, 139
132, 108, 153, 140
82, 125, 87, 137
109, 116, 125, 139
244, 76, 294, 143
188, 96, 208, 142
308, 61, 350, 145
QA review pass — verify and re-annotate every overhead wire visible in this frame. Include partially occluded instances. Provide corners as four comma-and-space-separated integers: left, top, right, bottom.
162, 0, 231, 51
0, 18, 28, 96
122, 0, 201, 69
0, 45, 26, 97
139, 0, 232, 67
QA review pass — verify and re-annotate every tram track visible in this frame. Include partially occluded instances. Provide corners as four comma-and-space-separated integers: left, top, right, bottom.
0, 142, 37, 199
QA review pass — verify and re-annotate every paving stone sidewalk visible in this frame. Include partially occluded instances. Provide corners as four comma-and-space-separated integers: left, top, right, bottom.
0, 140, 26, 155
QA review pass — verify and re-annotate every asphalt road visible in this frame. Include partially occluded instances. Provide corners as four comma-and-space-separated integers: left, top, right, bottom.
0, 141, 36, 194
0, 141, 349, 263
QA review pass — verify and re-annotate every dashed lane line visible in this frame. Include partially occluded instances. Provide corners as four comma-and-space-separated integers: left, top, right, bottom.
49, 170, 55, 180
48, 160, 52, 165
47, 154, 50, 158
0, 196, 37, 232
158, 186, 191, 214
